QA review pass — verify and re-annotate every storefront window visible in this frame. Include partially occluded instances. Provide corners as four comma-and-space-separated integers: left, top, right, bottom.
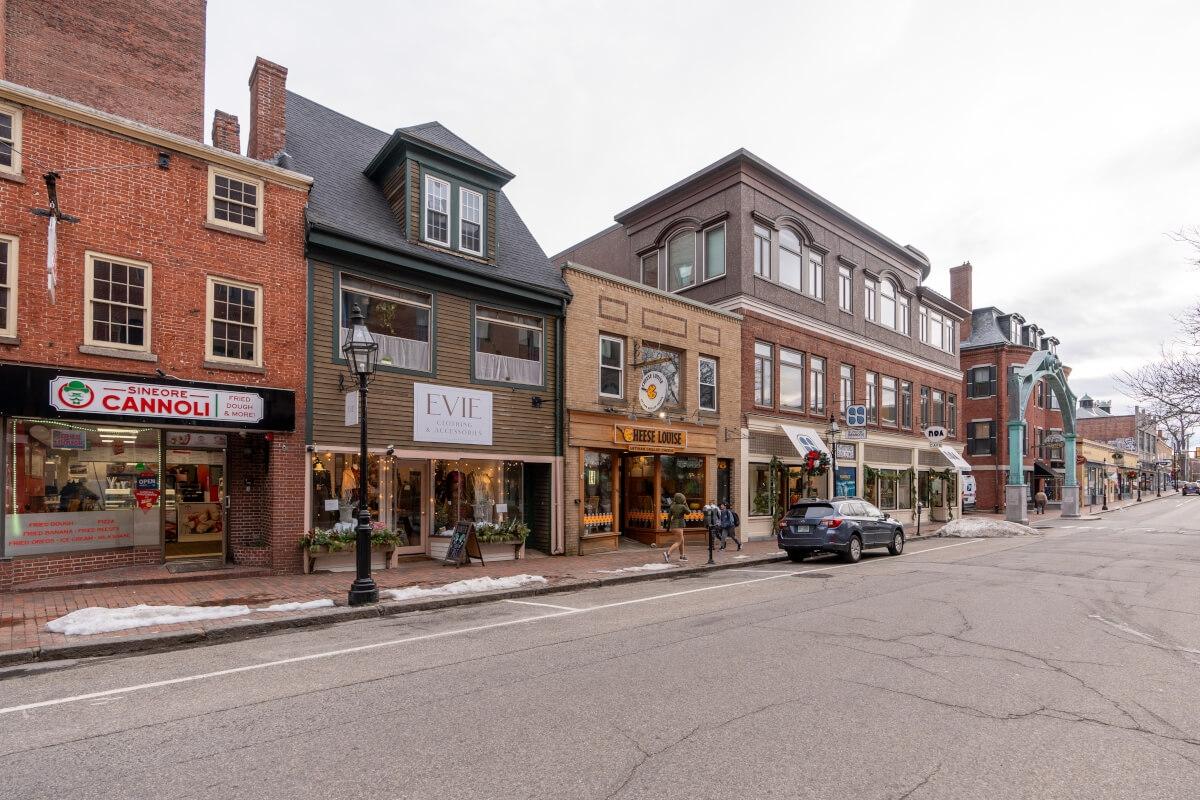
309, 452, 384, 531
5, 420, 161, 556
433, 459, 523, 533
583, 451, 615, 534
871, 469, 912, 511
750, 462, 775, 517
661, 455, 705, 524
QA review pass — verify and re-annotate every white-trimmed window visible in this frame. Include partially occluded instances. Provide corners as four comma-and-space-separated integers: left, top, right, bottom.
640, 251, 659, 289
807, 251, 824, 300
206, 277, 262, 365
753, 341, 773, 406
839, 364, 853, 414
881, 376, 898, 426
698, 355, 718, 411
703, 224, 726, 281
919, 306, 930, 343
208, 167, 263, 235
865, 372, 878, 423
599, 335, 624, 399
341, 274, 432, 372
754, 225, 772, 279
919, 306, 955, 353
898, 294, 910, 335
424, 175, 451, 245
0, 104, 21, 176
667, 231, 697, 292
85, 252, 151, 352
865, 279, 878, 322
459, 187, 483, 255
779, 228, 802, 291
779, 348, 805, 410
0, 235, 17, 337
475, 306, 544, 385
838, 266, 852, 312
880, 280, 897, 329
809, 356, 826, 413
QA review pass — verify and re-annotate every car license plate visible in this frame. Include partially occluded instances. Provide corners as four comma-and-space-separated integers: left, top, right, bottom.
793, 525, 810, 534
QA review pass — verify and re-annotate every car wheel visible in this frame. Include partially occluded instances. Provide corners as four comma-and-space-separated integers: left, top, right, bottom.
786, 549, 808, 563
841, 535, 862, 563
887, 531, 904, 555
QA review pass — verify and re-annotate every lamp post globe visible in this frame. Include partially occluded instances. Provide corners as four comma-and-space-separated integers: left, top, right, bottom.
343, 304, 380, 606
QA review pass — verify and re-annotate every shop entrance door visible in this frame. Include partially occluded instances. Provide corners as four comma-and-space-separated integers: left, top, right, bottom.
164, 446, 226, 560
387, 459, 425, 555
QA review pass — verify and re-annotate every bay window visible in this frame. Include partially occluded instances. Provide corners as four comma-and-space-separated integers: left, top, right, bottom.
341, 275, 432, 372
475, 306, 543, 386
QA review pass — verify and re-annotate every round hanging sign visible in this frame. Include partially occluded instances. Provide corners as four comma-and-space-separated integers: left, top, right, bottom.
639, 371, 668, 413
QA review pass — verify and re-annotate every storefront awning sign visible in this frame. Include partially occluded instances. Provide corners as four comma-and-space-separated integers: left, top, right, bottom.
613, 425, 687, 453
780, 425, 829, 458
939, 445, 972, 472
49, 376, 264, 424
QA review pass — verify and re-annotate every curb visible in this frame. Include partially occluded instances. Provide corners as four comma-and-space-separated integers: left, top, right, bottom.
0, 551, 793, 668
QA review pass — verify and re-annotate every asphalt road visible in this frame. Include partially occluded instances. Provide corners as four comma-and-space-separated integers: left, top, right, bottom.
3, 497, 1200, 799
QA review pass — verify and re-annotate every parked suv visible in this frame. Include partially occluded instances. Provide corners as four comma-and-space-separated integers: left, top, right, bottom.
777, 497, 905, 563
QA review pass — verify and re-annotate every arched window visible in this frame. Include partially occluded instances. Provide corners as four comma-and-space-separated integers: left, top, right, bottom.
667, 231, 696, 292
880, 279, 897, 329
779, 229, 802, 291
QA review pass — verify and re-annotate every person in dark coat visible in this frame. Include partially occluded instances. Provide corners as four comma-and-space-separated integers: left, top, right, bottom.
717, 502, 741, 550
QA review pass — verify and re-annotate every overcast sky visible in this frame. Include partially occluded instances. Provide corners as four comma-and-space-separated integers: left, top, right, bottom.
207, 0, 1200, 414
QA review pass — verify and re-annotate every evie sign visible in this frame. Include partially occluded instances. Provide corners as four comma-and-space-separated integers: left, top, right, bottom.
49, 376, 264, 423
413, 383, 493, 446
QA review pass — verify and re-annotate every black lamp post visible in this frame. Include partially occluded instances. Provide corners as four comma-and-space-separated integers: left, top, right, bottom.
343, 304, 380, 606
1101, 456, 1109, 511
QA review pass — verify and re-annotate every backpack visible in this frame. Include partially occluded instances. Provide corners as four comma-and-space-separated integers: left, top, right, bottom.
731, 510, 741, 527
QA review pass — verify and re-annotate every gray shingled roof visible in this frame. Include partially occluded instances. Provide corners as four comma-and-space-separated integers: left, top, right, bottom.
284, 92, 567, 297
399, 121, 512, 178
961, 307, 1013, 349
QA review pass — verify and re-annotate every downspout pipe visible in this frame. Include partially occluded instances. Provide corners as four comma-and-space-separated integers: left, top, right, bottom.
553, 306, 566, 555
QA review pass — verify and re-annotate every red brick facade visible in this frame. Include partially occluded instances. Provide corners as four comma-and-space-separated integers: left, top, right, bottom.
740, 310, 962, 442
0, 83, 311, 587
0, 0, 207, 140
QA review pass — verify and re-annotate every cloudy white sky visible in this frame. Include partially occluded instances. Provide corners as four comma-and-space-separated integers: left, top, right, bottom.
207, 0, 1200, 413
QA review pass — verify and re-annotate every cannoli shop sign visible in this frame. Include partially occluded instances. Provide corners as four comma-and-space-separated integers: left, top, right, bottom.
49, 376, 264, 423
613, 425, 687, 453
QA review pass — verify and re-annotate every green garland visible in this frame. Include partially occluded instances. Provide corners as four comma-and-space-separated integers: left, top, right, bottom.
769, 455, 784, 529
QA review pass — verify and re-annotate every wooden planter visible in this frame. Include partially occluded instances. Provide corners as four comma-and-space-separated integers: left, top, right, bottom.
302, 543, 397, 574
429, 536, 526, 562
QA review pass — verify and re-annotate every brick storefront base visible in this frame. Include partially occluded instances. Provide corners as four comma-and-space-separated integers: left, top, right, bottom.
0, 545, 161, 591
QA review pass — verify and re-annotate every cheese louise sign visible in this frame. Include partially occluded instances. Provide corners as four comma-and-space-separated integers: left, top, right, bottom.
413, 383, 493, 445
49, 376, 264, 424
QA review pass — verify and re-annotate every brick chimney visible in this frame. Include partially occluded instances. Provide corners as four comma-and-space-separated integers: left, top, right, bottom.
247, 57, 287, 162
211, 110, 241, 154
949, 261, 973, 338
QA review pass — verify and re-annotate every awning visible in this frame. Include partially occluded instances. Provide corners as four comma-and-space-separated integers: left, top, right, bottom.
779, 425, 829, 458
1033, 460, 1058, 478
939, 445, 972, 472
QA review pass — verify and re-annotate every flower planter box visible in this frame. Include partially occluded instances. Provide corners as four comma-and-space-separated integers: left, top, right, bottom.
429, 536, 526, 562
302, 543, 397, 574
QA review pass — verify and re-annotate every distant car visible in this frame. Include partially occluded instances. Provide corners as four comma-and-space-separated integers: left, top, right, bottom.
777, 498, 905, 564
1183, 483, 1200, 496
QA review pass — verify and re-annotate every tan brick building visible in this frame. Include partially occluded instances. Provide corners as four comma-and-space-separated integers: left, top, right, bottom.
561, 263, 741, 555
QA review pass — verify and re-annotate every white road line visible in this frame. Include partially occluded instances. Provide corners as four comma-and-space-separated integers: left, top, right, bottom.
0, 539, 985, 717
728, 568, 802, 574
502, 599, 582, 612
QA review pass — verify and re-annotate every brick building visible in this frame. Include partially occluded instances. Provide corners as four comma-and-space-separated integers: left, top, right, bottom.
557, 150, 967, 537
560, 263, 741, 555
0, 4, 312, 589
1076, 398, 1164, 497
950, 263, 1070, 512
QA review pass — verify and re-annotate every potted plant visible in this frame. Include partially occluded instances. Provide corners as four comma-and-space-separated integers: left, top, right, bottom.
472, 518, 530, 560
300, 522, 403, 573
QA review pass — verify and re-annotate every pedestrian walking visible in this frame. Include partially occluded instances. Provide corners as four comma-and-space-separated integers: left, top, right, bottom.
717, 502, 742, 550
663, 492, 690, 563
1034, 489, 1048, 515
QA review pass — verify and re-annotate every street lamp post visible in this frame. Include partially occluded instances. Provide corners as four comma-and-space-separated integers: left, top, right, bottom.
343, 304, 380, 607
827, 416, 840, 498
1101, 456, 1109, 511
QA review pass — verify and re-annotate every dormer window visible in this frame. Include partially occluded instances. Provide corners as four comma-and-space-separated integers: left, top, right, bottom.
424, 175, 451, 245
459, 187, 483, 255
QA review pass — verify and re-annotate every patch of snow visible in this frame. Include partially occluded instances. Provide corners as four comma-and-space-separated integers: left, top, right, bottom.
939, 518, 1040, 538
258, 599, 335, 613
47, 598, 338, 636
46, 604, 253, 636
594, 563, 676, 574
381, 574, 548, 602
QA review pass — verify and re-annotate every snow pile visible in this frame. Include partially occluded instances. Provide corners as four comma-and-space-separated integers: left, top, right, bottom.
939, 517, 1040, 538
382, 574, 548, 602
258, 599, 335, 613
47, 598, 337, 636
595, 563, 676, 574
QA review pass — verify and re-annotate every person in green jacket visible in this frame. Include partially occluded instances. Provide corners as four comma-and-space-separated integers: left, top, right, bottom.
663, 492, 690, 563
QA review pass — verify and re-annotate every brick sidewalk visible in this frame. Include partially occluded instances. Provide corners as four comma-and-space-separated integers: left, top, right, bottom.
0, 538, 790, 658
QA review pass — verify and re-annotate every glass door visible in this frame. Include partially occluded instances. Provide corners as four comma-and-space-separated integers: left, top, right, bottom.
386, 459, 425, 554
164, 447, 226, 560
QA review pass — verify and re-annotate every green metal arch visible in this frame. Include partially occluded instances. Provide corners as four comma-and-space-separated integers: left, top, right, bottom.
1007, 350, 1078, 496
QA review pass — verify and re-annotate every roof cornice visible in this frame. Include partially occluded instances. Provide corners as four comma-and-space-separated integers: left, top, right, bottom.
0, 80, 312, 190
